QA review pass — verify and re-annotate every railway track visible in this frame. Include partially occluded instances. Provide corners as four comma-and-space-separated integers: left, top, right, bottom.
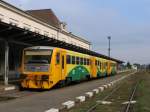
123, 81, 140, 112
86, 84, 123, 112
86, 72, 140, 112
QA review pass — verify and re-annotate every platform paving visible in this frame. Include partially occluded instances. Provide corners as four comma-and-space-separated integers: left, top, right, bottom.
0, 73, 131, 112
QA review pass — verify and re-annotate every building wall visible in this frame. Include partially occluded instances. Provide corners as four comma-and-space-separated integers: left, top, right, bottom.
0, 1, 91, 49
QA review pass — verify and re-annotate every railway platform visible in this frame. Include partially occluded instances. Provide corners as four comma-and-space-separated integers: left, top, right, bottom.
0, 84, 17, 92
0, 71, 133, 112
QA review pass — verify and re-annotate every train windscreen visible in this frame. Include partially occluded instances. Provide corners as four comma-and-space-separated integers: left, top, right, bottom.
24, 50, 52, 72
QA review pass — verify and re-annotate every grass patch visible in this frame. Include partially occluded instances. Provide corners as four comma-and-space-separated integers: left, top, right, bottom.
134, 71, 150, 112
68, 71, 143, 112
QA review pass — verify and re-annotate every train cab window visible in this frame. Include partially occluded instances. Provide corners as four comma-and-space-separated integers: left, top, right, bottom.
56, 53, 60, 64
80, 58, 83, 65
67, 55, 71, 64
76, 57, 80, 64
84, 58, 87, 65
87, 59, 90, 65
72, 56, 75, 64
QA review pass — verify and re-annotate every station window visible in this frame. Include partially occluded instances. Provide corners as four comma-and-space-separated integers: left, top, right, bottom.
80, 58, 83, 65
24, 26, 30, 31
76, 57, 80, 64
52, 34, 57, 39
66, 55, 71, 64
23, 23, 31, 31
9, 18, 19, 26
56, 53, 60, 64
44, 31, 49, 37
0, 14, 4, 21
34, 27, 40, 34
72, 56, 75, 64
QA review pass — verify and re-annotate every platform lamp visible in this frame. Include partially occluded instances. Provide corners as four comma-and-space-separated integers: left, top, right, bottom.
108, 36, 111, 57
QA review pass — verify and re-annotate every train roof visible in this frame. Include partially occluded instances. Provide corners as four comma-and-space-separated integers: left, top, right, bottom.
24, 46, 123, 63
24, 46, 55, 50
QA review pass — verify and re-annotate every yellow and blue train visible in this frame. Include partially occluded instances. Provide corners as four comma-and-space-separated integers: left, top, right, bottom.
20, 46, 117, 89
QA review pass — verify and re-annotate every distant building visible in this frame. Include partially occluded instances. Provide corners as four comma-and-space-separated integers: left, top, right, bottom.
132, 65, 138, 70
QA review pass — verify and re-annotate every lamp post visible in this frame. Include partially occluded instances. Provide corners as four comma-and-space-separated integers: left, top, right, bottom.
108, 36, 111, 57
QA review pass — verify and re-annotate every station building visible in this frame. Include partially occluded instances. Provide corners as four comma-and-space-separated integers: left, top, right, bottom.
0, 1, 91, 85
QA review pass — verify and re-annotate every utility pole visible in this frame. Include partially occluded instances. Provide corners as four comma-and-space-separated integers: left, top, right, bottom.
108, 36, 111, 57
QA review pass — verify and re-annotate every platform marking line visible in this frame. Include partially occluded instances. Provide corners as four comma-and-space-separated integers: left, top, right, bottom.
93, 89, 99, 94
85, 92, 94, 98
4, 86, 16, 91
96, 100, 112, 105
45, 108, 59, 112
122, 100, 137, 105
98, 87, 104, 92
76, 96, 86, 102
103, 85, 108, 89
62, 100, 75, 109
107, 83, 112, 87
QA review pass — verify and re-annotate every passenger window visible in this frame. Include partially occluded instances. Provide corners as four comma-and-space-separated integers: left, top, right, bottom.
98, 61, 99, 66
67, 55, 71, 64
87, 59, 90, 65
100, 62, 101, 69
84, 58, 86, 65
62, 56, 64, 69
76, 57, 79, 64
89, 59, 91, 65
56, 53, 60, 64
80, 58, 83, 65
95, 60, 97, 66
72, 56, 75, 64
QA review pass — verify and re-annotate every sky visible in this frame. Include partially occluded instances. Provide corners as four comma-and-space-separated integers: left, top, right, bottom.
4, 0, 150, 64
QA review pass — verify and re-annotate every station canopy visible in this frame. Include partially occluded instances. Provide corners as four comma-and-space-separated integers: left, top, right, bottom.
0, 21, 123, 63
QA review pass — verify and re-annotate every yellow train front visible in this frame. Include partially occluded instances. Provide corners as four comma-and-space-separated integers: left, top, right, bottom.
20, 46, 117, 89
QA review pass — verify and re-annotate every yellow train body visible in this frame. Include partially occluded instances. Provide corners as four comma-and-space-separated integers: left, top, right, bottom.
20, 46, 117, 89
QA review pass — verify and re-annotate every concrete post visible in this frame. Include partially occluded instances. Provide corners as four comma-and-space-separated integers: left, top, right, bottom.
4, 41, 9, 85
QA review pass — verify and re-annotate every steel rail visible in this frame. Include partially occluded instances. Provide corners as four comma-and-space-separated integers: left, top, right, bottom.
124, 81, 140, 112
86, 85, 122, 112
86, 72, 137, 112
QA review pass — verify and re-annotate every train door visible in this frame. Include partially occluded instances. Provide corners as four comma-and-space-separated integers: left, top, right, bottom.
61, 51, 66, 80
55, 51, 61, 81
90, 57, 97, 78
106, 61, 111, 76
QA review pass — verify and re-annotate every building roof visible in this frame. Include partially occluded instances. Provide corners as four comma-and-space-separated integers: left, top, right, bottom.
26, 9, 60, 28
0, 20, 123, 63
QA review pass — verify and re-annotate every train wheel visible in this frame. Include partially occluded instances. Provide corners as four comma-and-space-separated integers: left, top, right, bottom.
58, 80, 66, 88
66, 77, 72, 85
19, 85, 25, 91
